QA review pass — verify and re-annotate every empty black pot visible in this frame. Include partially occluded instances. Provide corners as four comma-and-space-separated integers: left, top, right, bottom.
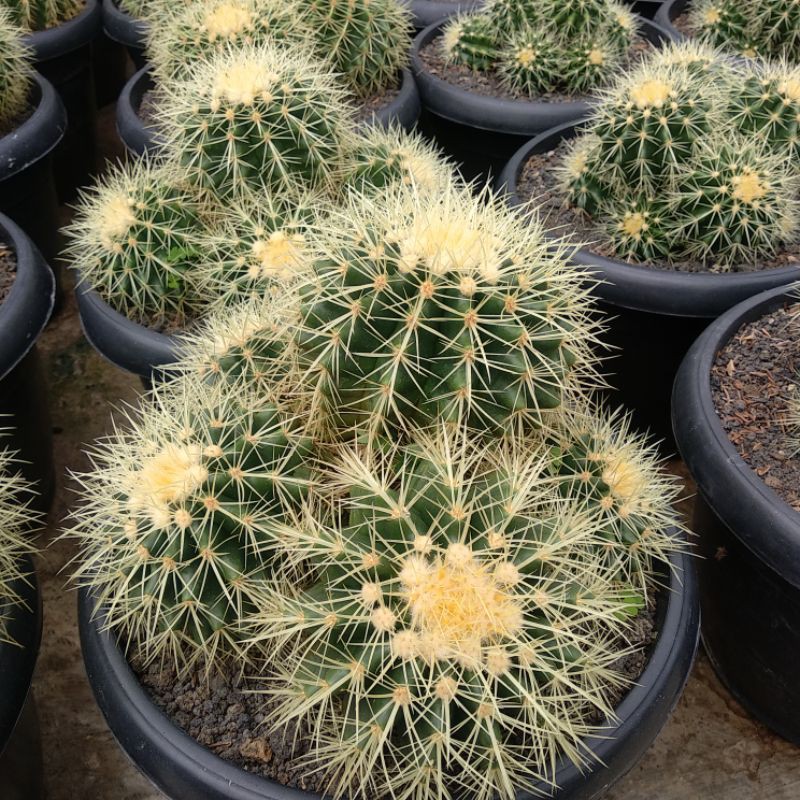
117, 65, 421, 158
0, 74, 65, 274
497, 121, 800, 449
0, 215, 56, 509
101, 0, 147, 68
411, 17, 674, 185
0, 559, 44, 800
79, 548, 697, 800
653, 0, 688, 40
673, 284, 800, 744
25, 0, 101, 201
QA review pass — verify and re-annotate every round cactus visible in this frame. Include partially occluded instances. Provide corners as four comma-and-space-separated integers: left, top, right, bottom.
341, 125, 455, 197
563, 29, 627, 93
441, 13, 498, 71
560, 134, 609, 216
0, 445, 38, 645
296, 184, 602, 436
730, 62, 800, 162
65, 158, 213, 327
0, 0, 81, 30
689, 0, 751, 54
157, 43, 351, 198
752, 0, 800, 61
666, 136, 800, 267
303, 0, 411, 96
249, 423, 678, 800
498, 28, 560, 95
147, 0, 312, 81
0, 8, 31, 132
607, 198, 672, 263
68, 378, 317, 669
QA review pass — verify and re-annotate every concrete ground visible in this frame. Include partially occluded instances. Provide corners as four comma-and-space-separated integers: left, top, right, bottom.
26, 100, 800, 800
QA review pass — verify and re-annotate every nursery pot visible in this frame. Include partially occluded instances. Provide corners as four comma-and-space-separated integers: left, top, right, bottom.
673, 284, 800, 744
407, 0, 484, 30
25, 0, 101, 201
0, 559, 44, 800
0, 215, 56, 510
117, 66, 420, 158
92, 2, 132, 108
0, 73, 66, 275
75, 283, 180, 385
411, 17, 674, 185
497, 121, 800, 449
79, 548, 697, 800
653, 0, 688, 41
101, 0, 147, 69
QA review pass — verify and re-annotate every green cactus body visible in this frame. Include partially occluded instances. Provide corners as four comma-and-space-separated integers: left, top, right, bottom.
442, 14, 498, 71
251, 424, 680, 799
561, 135, 608, 216
0, 9, 31, 132
608, 198, 672, 263
66, 159, 212, 326
296, 187, 600, 435
545, 0, 613, 36
730, 67, 800, 162
69, 380, 316, 668
0, 0, 82, 30
304, 0, 411, 96
148, 0, 312, 82
498, 28, 560, 95
754, 0, 800, 61
563, 31, 626, 93
667, 138, 799, 267
689, 0, 750, 53
159, 44, 349, 198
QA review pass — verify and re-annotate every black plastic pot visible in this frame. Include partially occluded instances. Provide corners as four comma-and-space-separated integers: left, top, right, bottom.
497, 121, 800, 448
24, 0, 101, 201
673, 284, 800, 743
92, 3, 132, 108
0, 215, 56, 509
0, 73, 66, 274
75, 283, 179, 384
407, 0, 484, 30
0, 560, 44, 800
117, 65, 420, 158
653, 0, 688, 40
80, 548, 697, 800
630, 0, 667, 19
411, 17, 674, 185
102, 0, 147, 68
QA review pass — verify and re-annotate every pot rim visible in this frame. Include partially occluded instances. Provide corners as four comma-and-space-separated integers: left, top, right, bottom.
0, 558, 41, 758
410, 16, 675, 137
672, 283, 800, 588
367, 68, 421, 132
496, 120, 800, 318
653, 0, 687, 41
101, 0, 148, 49
78, 546, 697, 800
23, 0, 101, 63
0, 214, 55, 382
407, 0, 484, 30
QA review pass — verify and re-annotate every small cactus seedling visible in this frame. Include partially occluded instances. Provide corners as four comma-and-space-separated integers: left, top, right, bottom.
158, 43, 350, 198
442, 13, 499, 71
303, 0, 411, 96
730, 61, 800, 162
297, 184, 602, 436
0, 445, 38, 645
0, 9, 31, 133
665, 136, 799, 268
498, 27, 560, 95
0, 0, 81, 30
66, 158, 213, 327
250, 423, 676, 800
68, 378, 316, 669
341, 125, 455, 197
147, 0, 312, 82
606, 198, 671, 263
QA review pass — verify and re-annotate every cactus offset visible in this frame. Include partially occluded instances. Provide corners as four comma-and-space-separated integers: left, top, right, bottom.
68, 378, 316, 670
607, 198, 672, 263
158, 43, 350, 198
0, 9, 31, 132
66, 158, 212, 327
560, 134, 609, 216
689, 0, 751, 55
498, 28, 560, 95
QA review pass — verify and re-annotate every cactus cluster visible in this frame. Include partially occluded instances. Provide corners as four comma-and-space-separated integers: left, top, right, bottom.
0, 444, 38, 645
442, 0, 639, 96
689, 0, 800, 62
0, 0, 81, 30
0, 8, 32, 133
559, 42, 800, 269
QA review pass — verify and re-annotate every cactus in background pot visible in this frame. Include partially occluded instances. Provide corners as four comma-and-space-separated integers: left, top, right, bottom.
0, 8, 32, 132
442, 13, 498, 71
0, 0, 81, 30
65, 158, 213, 327
157, 43, 350, 198
68, 378, 317, 669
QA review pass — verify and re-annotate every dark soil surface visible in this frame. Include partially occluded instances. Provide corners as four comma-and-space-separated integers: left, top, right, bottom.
711, 304, 800, 512
418, 36, 652, 102
138, 88, 161, 129
673, 12, 694, 37
517, 140, 800, 273
0, 242, 17, 304
136, 597, 658, 791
